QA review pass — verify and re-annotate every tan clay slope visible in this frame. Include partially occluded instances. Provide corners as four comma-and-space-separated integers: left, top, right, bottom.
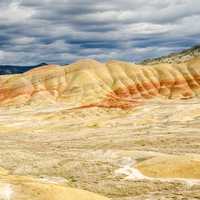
0, 58, 200, 108
0, 168, 109, 200
136, 155, 200, 179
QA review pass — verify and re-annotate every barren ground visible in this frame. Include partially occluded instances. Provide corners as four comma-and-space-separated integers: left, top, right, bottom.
0, 98, 200, 199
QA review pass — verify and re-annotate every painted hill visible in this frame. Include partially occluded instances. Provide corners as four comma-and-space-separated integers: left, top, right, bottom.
142, 45, 200, 65
0, 58, 200, 108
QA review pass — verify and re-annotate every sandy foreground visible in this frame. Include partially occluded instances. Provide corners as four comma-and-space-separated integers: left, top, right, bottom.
0, 98, 200, 199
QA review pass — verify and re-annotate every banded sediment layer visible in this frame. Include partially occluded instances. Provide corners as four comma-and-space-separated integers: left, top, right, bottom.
0, 58, 200, 109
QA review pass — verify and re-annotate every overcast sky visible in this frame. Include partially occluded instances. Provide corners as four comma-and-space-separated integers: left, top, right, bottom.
0, 0, 200, 65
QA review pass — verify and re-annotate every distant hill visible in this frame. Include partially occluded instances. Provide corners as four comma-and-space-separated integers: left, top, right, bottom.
0, 63, 47, 75
141, 45, 200, 65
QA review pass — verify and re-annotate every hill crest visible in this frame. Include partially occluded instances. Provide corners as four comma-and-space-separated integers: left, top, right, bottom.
141, 45, 200, 65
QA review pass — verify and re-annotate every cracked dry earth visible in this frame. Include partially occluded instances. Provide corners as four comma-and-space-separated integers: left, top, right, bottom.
0, 98, 200, 199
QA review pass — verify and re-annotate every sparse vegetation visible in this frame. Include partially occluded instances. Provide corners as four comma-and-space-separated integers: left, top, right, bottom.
141, 45, 200, 65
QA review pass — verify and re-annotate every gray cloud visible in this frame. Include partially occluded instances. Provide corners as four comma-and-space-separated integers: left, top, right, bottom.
0, 0, 200, 65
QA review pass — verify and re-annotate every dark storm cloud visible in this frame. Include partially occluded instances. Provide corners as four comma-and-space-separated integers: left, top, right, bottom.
0, 0, 200, 65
